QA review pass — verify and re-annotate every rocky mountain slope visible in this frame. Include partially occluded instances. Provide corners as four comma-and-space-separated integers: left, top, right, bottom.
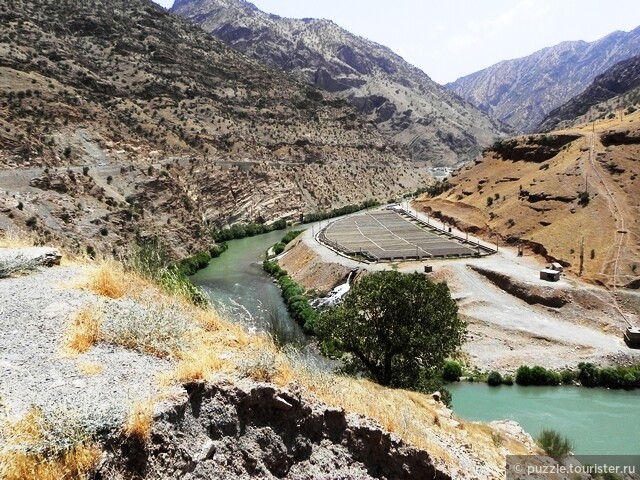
171, 0, 503, 167
447, 26, 640, 133
0, 0, 429, 258
540, 55, 640, 132
415, 110, 640, 289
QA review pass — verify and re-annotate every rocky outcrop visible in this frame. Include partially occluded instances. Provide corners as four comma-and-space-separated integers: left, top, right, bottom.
447, 26, 640, 132
600, 127, 640, 146
540, 55, 640, 132
97, 380, 451, 480
172, 0, 503, 166
0, 247, 61, 276
491, 134, 581, 162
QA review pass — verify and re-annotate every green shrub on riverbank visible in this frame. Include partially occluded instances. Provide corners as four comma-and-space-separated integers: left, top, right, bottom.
269, 230, 305, 257
302, 199, 379, 223
516, 365, 561, 386
579, 362, 640, 389
442, 360, 463, 382
272, 243, 286, 255
536, 429, 574, 461
281, 230, 304, 245
263, 260, 318, 333
487, 371, 503, 386
214, 219, 288, 242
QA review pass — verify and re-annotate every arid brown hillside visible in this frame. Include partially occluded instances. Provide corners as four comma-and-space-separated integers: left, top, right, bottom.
0, 0, 429, 257
415, 111, 640, 289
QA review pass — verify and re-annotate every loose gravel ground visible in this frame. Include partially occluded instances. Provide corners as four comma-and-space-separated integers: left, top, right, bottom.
0, 262, 173, 426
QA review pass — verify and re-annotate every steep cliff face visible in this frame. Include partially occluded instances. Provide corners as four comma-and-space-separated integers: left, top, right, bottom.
540, 55, 640, 132
447, 26, 640, 133
0, 0, 428, 258
172, 0, 503, 167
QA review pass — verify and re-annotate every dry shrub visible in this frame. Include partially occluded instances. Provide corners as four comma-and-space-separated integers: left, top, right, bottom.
75, 362, 104, 376
62, 307, 102, 355
122, 401, 153, 442
101, 301, 190, 358
83, 261, 128, 299
0, 408, 100, 480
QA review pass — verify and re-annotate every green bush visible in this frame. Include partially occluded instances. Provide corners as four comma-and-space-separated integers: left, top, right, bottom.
209, 242, 229, 259
560, 370, 577, 385
536, 429, 574, 461
578, 362, 598, 387
126, 238, 208, 306
442, 360, 462, 382
502, 375, 514, 386
578, 191, 590, 206
598, 367, 624, 389
213, 219, 287, 242
175, 251, 211, 276
516, 365, 560, 386
487, 371, 503, 386
272, 242, 286, 255
281, 230, 304, 245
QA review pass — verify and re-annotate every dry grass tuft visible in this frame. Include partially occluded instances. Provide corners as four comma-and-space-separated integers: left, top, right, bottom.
0, 408, 100, 480
122, 401, 153, 442
62, 307, 102, 355
75, 362, 104, 376
82, 261, 128, 299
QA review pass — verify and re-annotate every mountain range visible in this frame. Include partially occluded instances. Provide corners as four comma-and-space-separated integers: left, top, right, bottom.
172, 0, 503, 167
447, 26, 640, 133
540, 55, 640, 131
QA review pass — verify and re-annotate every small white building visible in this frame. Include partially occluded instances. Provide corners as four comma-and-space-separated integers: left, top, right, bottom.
550, 262, 564, 272
540, 269, 561, 282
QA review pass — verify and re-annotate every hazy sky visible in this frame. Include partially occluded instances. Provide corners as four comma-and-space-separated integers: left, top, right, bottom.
152, 0, 640, 84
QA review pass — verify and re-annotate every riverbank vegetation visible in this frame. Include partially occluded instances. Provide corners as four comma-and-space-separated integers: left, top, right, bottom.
174, 243, 228, 276
443, 360, 640, 390
262, 260, 318, 333
302, 199, 379, 223
213, 219, 288, 242
125, 238, 208, 306
271, 230, 304, 256
536, 429, 574, 461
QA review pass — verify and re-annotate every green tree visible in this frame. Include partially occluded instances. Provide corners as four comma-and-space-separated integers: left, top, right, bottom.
316, 271, 465, 392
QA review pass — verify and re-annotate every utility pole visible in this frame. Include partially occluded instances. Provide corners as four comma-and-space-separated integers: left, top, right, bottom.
585, 173, 589, 195
579, 236, 585, 277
